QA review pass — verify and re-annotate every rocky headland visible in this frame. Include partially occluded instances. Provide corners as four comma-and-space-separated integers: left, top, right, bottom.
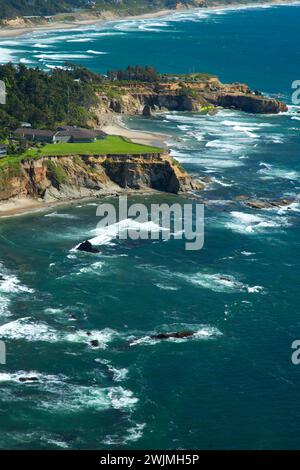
0, 68, 287, 216
91, 76, 287, 128
0, 152, 203, 216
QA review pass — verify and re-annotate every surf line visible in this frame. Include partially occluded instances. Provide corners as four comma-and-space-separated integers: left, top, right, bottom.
95, 195, 205, 251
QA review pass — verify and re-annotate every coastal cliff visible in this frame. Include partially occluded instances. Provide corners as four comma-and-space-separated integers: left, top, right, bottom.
92, 77, 287, 125
0, 153, 203, 204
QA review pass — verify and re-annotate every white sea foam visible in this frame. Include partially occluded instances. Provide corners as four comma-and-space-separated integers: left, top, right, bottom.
20, 58, 32, 64
67, 38, 93, 43
38, 382, 138, 412
87, 218, 166, 247
0, 295, 10, 318
35, 53, 90, 61
241, 251, 255, 256
65, 327, 117, 349
42, 437, 69, 449
0, 275, 34, 295
45, 64, 69, 70
0, 370, 63, 384
0, 371, 138, 412
222, 120, 274, 128
77, 261, 104, 275
0, 318, 58, 342
155, 283, 179, 291
0, 40, 21, 46
120, 422, 146, 443
258, 164, 300, 181
86, 50, 108, 55
95, 359, 129, 382
102, 422, 146, 446
212, 177, 234, 187
179, 271, 262, 293
0, 265, 34, 317
0, 317, 118, 347
0, 47, 16, 62
33, 43, 51, 48
226, 211, 290, 234
44, 212, 79, 219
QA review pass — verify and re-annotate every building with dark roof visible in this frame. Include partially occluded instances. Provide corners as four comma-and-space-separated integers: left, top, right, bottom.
15, 126, 106, 144
15, 128, 54, 142
54, 127, 106, 143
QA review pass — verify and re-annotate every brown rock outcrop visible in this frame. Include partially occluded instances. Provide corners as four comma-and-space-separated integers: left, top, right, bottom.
0, 153, 203, 203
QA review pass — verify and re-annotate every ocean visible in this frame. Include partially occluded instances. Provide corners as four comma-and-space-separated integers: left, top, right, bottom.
0, 3, 300, 450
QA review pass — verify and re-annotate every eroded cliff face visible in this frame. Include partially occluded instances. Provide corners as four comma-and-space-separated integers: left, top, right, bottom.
0, 154, 203, 203
91, 78, 287, 124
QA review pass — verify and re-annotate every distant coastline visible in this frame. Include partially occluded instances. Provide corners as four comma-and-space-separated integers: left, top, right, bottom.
0, 0, 299, 38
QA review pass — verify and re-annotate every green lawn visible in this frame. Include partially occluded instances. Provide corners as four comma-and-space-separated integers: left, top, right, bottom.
0, 136, 163, 172
27, 135, 163, 157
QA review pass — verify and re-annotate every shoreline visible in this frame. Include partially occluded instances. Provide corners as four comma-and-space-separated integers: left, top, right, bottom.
102, 116, 171, 148
0, 187, 161, 219
0, 1, 299, 38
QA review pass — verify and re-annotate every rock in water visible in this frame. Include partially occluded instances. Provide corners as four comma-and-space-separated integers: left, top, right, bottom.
142, 105, 152, 116
18, 377, 39, 383
90, 340, 100, 348
77, 240, 100, 253
151, 331, 194, 340
245, 198, 294, 210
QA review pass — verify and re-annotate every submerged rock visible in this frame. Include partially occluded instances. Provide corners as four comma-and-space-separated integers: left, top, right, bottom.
18, 376, 39, 383
245, 198, 294, 210
235, 195, 250, 201
90, 340, 100, 348
245, 200, 274, 210
69, 314, 78, 321
77, 240, 100, 254
151, 331, 194, 340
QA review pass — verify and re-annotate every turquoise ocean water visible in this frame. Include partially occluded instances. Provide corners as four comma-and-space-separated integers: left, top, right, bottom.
0, 4, 300, 449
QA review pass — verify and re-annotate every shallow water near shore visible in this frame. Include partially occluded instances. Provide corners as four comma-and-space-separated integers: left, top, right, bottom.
0, 4, 300, 450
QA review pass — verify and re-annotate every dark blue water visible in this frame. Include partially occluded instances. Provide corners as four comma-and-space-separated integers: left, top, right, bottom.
1, 4, 300, 93
0, 4, 300, 450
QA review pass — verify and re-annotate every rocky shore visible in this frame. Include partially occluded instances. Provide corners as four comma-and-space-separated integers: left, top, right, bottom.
91, 77, 287, 129
0, 152, 204, 217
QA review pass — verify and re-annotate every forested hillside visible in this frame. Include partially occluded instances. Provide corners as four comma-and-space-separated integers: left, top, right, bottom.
0, 0, 281, 20
0, 1, 206, 20
0, 1, 84, 19
0, 63, 99, 133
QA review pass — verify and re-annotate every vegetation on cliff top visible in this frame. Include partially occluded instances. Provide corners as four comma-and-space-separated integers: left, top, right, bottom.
0, 63, 98, 134
0, 136, 162, 171
0, 63, 217, 139
27, 136, 162, 156
0, 1, 201, 21
0, 1, 285, 21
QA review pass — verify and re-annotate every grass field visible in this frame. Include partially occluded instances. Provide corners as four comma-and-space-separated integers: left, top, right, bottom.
0, 136, 163, 171
28, 136, 163, 157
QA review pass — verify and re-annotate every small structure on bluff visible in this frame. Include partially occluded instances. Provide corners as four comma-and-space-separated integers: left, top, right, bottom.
15, 126, 106, 144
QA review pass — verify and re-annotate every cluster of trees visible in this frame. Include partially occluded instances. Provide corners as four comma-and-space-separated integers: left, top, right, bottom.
0, 1, 86, 19
0, 63, 98, 138
107, 65, 160, 83
0, 62, 195, 142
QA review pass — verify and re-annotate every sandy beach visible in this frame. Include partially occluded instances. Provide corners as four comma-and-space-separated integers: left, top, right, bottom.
0, 187, 161, 218
0, 1, 299, 39
0, 8, 174, 38
102, 117, 170, 148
